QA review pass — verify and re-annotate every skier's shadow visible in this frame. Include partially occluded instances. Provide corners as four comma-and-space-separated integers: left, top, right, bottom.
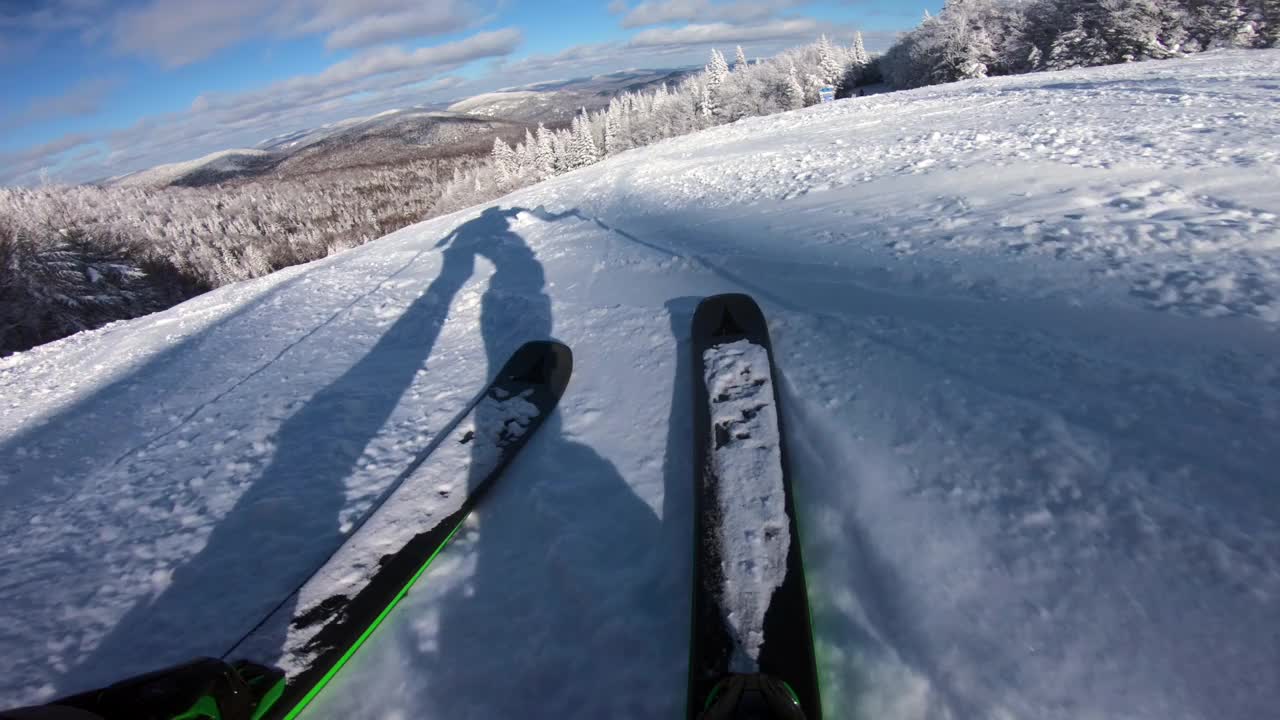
61, 206, 584, 695
310, 280, 692, 719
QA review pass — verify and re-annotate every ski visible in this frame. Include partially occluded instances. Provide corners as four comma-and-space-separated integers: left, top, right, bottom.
687, 294, 820, 720
229, 340, 573, 720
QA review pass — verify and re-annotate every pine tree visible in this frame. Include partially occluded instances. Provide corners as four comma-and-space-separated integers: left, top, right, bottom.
491, 137, 516, 183
569, 112, 599, 168
734, 45, 749, 70
551, 130, 569, 173
518, 129, 536, 175
817, 34, 843, 85
852, 31, 870, 66
1184, 0, 1256, 49
534, 123, 555, 178
704, 48, 730, 119
784, 64, 805, 110
1257, 0, 1280, 47
1044, 0, 1175, 68
605, 102, 622, 156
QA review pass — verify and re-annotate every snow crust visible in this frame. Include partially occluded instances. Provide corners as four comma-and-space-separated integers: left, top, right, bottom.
703, 339, 788, 672
2, 51, 1280, 720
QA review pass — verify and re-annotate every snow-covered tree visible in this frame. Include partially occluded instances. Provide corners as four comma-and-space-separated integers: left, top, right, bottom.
1182, 0, 1256, 49
491, 137, 517, 182
1044, 0, 1175, 69
735, 45, 749, 70
817, 35, 843, 85
851, 31, 870, 67
605, 102, 623, 155
704, 48, 731, 118
568, 113, 599, 168
517, 129, 537, 175
551, 130, 570, 173
784, 65, 806, 110
535, 124, 555, 178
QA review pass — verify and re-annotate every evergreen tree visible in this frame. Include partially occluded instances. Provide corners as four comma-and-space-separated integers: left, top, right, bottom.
704, 48, 730, 118
852, 31, 870, 66
1044, 0, 1176, 69
517, 129, 536, 175
784, 65, 806, 110
707, 48, 730, 85
735, 45, 749, 70
817, 35, 843, 85
1257, 0, 1280, 46
491, 137, 516, 182
534, 123, 555, 178
569, 112, 599, 168
551, 130, 569, 173
605, 102, 623, 156
1183, 0, 1256, 49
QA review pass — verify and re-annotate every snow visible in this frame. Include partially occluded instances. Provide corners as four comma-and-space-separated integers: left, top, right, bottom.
109, 149, 271, 187
3, 50, 1280, 720
702, 339, 789, 673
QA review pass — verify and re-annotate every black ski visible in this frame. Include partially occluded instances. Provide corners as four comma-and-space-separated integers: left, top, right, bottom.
687, 295, 820, 720
231, 340, 572, 720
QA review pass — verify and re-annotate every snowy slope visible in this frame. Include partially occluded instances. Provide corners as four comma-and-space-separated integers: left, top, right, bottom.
108, 149, 276, 188
3, 49, 1280, 720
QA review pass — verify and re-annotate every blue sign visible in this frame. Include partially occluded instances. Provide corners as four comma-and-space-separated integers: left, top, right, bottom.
819, 86, 835, 103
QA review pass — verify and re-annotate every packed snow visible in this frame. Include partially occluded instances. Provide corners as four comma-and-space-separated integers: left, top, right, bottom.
2, 50, 1279, 720
703, 339, 789, 673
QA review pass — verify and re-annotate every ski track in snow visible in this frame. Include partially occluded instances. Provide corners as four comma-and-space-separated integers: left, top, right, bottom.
2, 50, 1279, 719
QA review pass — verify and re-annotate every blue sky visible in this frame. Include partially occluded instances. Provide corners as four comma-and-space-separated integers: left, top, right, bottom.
0, 0, 936, 185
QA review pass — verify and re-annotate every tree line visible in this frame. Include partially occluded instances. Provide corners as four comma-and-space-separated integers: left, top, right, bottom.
880, 0, 1277, 88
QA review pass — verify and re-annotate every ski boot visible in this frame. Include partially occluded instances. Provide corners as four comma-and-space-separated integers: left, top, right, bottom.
699, 673, 807, 720
1, 658, 284, 720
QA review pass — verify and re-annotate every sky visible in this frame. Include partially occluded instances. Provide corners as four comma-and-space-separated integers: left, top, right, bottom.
0, 0, 937, 186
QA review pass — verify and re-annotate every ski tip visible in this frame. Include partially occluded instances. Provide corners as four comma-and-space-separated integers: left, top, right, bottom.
504, 340, 573, 399
693, 294, 768, 347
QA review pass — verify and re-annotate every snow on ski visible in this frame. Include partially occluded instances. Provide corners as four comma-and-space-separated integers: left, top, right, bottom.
688, 294, 820, 720
702, 338, 790, 673
228, 340, 572, 720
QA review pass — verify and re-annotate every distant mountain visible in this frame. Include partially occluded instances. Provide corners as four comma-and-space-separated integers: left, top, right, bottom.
267, 109, 529, 177
109, 149, 280, 188
105, 68, 693, 188
106, 110, 530, 188
447, 67, 697, 123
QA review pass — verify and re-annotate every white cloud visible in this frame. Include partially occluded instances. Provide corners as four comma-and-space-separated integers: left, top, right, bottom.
627, 18, 821, 48
0, 134, 95, 185
425, 76, 467, 92
108, 0, 494, 67
111, 0, 263, 67
323, 3, 476, 50
3, 77, 118, 130
616, 0, 807, 28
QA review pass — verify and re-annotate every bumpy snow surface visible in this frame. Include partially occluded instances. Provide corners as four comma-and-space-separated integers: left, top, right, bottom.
2, 51, 1279, 719
703, 340, 789, 673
